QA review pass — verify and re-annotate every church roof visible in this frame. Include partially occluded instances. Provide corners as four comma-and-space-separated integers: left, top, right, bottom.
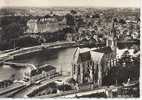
72, 47, 104, 64
72, 47, 90, 64
78, 51, 91, 62
93, 46, 112, 54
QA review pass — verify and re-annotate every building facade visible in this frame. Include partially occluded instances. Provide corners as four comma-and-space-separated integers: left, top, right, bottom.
26, 17, 66, 33
72, 48, 105, 87
27, 64, 57, 83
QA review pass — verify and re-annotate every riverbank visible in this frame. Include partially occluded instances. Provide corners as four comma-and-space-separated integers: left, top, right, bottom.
0, 39, 139, 61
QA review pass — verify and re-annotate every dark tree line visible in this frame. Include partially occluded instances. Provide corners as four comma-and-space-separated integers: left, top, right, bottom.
0, 15, 30, 50
0, 16, 28, 41
102, 51, 139, 86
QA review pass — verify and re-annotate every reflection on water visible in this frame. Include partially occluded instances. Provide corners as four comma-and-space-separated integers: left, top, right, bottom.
0, 48, 76, 80
0, 65, 30, 81
45, 48, 75, 72
0, 65, 15, 80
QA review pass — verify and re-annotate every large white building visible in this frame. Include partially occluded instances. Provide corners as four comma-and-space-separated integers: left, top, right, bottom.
26, 17, 66, 33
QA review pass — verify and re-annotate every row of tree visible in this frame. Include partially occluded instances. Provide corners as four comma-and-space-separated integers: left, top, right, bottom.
102, 50, 139, 86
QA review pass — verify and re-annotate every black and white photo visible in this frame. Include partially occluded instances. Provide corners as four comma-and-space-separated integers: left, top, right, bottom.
0, 0, 140, 98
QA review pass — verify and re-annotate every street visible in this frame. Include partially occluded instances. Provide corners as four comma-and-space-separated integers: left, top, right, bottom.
12, 75, 71, 97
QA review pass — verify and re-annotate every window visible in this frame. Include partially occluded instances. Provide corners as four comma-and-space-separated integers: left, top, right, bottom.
108, 40, 112, 46
78, 66, 80, 75
73, 65, 76, 74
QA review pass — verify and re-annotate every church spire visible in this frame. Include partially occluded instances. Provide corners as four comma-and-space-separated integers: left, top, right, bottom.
106, 18, 117, 58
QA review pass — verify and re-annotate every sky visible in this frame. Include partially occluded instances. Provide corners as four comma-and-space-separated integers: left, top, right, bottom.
0, 0, 140, 8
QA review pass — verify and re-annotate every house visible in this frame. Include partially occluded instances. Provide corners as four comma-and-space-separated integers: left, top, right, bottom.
30, 64, 57, 83
40, 64, 56, 79
30, 68, 42, 83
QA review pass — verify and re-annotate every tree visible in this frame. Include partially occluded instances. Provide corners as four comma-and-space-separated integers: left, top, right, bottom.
16, 36, 41, 47
2, 22, 24, 41
0, 8, 15, 16
119, 19, 126, 24
67, 78, 76, 85
65, 13, 75, 26
58, 84, 73, 91
71, 10, 77, 15
48, 82, 57, 89
1, 15, 28, 42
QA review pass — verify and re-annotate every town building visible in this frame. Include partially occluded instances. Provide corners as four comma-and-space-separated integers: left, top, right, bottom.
40, 64, 57, 79
0, 80, 13, 89
26, 17, 66, 33
30, 68, 42, 83
30, 64, 57, 83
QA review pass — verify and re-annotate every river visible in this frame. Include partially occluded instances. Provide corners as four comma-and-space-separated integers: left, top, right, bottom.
0, 42, 138, 81
0, 48, 76, 81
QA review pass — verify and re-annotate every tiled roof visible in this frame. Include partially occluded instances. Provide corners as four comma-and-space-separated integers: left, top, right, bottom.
31, 64, 56, 76
72, 47, 105, 64
40, 64, 56, 72
31, 69, 42, 76
78, 51, 91, 62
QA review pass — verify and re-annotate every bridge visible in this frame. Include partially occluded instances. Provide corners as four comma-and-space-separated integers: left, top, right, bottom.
0, 41, 76, 61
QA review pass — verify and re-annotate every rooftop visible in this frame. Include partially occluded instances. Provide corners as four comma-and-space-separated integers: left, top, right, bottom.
73, 47, 105, 64
93, 46, 112, 54
31, 69, 42, 76
40, 64, 56, 72
31, 64, 56, 76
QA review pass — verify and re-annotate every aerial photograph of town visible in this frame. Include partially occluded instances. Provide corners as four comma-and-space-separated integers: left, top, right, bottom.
0, 0, 140, 98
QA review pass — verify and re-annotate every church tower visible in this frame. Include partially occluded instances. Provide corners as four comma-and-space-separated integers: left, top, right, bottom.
106, 18, 117, 58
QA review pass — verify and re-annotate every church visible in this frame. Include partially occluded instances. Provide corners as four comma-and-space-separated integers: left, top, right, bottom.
72, 32, 117, 87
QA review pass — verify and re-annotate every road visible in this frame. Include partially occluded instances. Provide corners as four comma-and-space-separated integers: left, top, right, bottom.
61, 86, 118, 98
0, 82, 25, 96
12, 75, 71, 98
11, 84, 35, 98
35, 85, 121, 98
